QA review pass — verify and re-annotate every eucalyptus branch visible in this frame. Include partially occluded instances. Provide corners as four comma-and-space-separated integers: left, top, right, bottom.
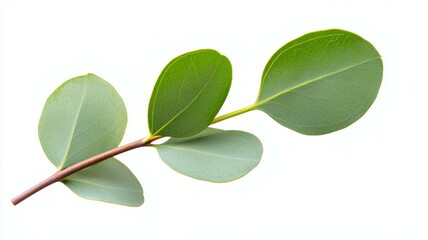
11, 29, 383, 207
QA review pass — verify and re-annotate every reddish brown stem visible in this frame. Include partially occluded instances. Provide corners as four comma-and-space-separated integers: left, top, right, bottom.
11, 135, 162, 206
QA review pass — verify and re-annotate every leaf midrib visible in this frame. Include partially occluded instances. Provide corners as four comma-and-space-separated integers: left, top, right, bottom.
260, 33, 345, 91
64, 178, 143, 193
255, 57, 381, 108
58, 83, 88, 169
151, 54, 222, 136
149, 51, 199, 132
159, 144, 251, 163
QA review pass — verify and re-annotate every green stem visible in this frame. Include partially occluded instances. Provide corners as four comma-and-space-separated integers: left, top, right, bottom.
212, 104, 256, 124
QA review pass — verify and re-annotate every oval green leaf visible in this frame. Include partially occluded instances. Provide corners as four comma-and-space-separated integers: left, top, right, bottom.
155, 128, 263, 183
256, 29, 383, 135
62, 158, 144, 207
39, 73, 127, 169
148, 49, 232, 138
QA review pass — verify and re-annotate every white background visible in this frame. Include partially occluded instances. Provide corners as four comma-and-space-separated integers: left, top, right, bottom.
1, 0, 427, 239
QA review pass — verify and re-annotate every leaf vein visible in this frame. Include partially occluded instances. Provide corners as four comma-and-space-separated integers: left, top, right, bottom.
260, 33, 345, 88
64, 178, 143, 193
159, 145, 250, 163
150, 51, 202, 132
152, 55, 222, 135
58, 83, 88, 169
256, 57, 381, 107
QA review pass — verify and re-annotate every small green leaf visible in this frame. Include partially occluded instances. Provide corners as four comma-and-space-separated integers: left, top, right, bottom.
155, 128, 263, 183
148, 49, 232, 138
256, 29, 383, 135
62, 158, 144, 207
39, 73, 127, 169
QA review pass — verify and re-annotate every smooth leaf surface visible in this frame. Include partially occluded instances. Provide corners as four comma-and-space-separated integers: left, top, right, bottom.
256, 29, 383, 135
148, 49, 232, 138
62, 158, 144, 207
39, 73, 127, 169
155, 128, 263, 183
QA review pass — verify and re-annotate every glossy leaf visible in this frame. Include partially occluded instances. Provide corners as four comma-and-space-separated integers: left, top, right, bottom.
62, 158, 144, 207
256, 29, 383, 135
155, 128, 263, 183
148, 49, 232, 138
39, 73, 127, 169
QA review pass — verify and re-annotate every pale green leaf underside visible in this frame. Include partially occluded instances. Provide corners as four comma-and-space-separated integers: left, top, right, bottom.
256, 29, 383, 135
38, 73, 127, 169
155, 128, 263, 183
63, 158, 144, 207
148, 49, 232, 138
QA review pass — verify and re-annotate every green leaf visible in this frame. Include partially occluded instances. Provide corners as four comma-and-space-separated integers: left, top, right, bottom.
62, 158, 144, 207
39, 73, 127, 169
38, 74, 143, 206
256, 29, 383, 135
155, 128, 263, 183
148, 49, 232, 138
